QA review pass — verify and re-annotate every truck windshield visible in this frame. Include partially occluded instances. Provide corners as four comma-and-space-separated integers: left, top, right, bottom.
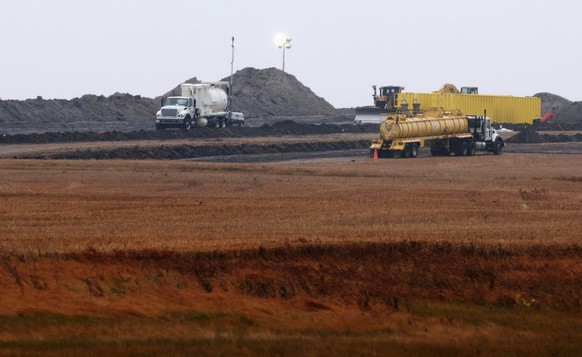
165, 98, 188, 106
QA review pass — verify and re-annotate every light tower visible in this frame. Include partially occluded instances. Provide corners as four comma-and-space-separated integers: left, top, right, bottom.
274, 33, 292, 72
228, 36, 235, 112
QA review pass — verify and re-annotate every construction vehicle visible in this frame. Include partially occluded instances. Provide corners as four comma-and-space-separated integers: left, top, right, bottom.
155, 82, 244, 130
369, 109, 504, 158
355, 84, 540, 124
354, 85, 405, 124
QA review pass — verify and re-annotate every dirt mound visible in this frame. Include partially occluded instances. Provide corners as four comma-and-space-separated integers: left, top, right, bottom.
534, 92, 582, 124
222, 67, 336, 118
0, 68, 340, 134
0, 94, 158, 131
505, 128, 582, 144
535, 92, 572, 115
505, 128, 546, 143
160, 77, 201, 98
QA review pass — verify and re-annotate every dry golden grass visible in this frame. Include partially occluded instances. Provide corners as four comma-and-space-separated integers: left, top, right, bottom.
0, 155, 581, 254
0, 154, 582, 355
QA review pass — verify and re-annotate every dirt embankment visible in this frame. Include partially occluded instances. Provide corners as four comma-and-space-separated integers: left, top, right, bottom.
4, 119, 582, 160
535, 92, 582, 125
505, 127, 582, 143
2, 242, 582, 316
0, 121, 377, 146
0, 68, 346, 134
1, 66, 581, 136
0, 94, 158, 133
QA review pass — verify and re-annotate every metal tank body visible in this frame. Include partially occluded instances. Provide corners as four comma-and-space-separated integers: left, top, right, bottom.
181, 83, 228, 116
200, 86, 228, 113
380, 113, 468, 142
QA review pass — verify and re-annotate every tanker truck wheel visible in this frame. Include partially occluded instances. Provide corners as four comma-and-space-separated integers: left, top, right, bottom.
431, 141, 449, 156
467, 141, 476, 156
454, 141, 468, 156
430, 142, 438, 156
408, 143, 418, 158
402, 143, 418, 158
493, 139, 503, 155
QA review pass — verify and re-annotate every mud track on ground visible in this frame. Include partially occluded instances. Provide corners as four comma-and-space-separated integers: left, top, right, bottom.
0, 121, 376, 145
3, 121, 582, 161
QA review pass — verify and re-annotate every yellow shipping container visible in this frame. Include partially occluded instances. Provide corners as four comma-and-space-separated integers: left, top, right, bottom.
394, 92, 540, 124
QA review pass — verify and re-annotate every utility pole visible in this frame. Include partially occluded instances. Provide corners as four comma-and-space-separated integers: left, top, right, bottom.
228, 36, 235, 112
275, 34, 292, 72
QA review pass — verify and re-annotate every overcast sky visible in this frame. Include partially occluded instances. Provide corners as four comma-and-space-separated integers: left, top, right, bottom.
1, 0, 581, 108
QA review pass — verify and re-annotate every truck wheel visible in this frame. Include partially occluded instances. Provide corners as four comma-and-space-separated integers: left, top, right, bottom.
455, 141, 468, 156
467, 141, 476, 156
183, 117, 192, 131
409, 143, 419, 158
430, 142, 438, 156
431, 140, 449, 156
493, 139, 503, 155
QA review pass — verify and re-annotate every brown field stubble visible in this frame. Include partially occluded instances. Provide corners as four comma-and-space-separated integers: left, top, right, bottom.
1, 155, 581, 252
1, 155, 582, 355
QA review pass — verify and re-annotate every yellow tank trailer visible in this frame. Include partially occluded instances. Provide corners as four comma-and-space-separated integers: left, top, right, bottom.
370, 110, 504, 158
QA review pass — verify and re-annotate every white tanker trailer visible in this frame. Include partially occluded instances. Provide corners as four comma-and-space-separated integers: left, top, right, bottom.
155, 82, 244, 130
370, 110, 504, 158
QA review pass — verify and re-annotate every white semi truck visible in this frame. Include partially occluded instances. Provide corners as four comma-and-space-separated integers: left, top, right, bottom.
155, 82, 244, 130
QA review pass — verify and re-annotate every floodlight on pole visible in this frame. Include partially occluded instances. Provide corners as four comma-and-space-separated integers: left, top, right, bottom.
275, 33, 292, 72
228, 36, 235, 112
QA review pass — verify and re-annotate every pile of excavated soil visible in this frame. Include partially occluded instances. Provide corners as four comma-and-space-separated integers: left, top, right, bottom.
221, 67, 336, 118
505, 127, 582, 144
2, 68, 581, 135
534, 92, 582, 125
0, 68, 340, 134
163, 68, 337, 118
505, 128, 546, 143
0, 93, 158, 132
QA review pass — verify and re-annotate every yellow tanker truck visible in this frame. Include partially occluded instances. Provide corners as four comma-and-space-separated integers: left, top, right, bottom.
370, 110, 504, 158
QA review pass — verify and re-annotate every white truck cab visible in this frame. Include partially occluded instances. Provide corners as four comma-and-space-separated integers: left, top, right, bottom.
467, 115, 504, 154
156, 96, 197, 130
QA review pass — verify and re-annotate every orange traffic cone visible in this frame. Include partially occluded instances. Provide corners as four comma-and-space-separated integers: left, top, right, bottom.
373, 149, 378, 160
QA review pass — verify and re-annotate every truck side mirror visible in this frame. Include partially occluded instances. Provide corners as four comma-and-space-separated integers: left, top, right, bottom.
160, 98, 164, 106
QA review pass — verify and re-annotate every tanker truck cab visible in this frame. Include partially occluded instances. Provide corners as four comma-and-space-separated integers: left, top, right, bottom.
467, 115, 504, 155
156, 97, 196, 130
